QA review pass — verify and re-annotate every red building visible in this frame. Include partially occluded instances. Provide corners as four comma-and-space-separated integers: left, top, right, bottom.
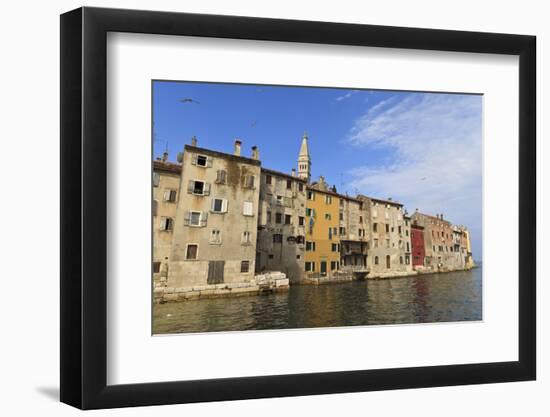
411, 223, 425, 267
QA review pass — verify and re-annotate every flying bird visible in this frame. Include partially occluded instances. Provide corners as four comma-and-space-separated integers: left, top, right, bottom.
179, 98, 201, 104
420, 177, 427, 181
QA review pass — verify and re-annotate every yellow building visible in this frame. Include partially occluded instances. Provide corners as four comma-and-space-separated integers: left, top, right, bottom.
304, 182, 341, 277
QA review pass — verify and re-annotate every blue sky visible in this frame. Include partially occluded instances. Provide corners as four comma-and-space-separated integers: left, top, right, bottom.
153, 81, 482, 260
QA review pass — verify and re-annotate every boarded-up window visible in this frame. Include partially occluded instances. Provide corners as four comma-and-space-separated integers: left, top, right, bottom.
240, 260, 250, 273
244, 175, 255, 189
243, 201, 254, 216
153, 172, 160, 187
153, 262, 161, 273
215, 170, 227, 184
207, 260, 225, 284
186, 244, 198, 260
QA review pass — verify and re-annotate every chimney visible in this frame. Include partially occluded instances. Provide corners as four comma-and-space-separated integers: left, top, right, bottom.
191, 136, 197, 146
162, 151, 168, 162
440, 213, 444, 220
251, 146, 259, 160
234, 139, 242, 156
291, 168, 296, 177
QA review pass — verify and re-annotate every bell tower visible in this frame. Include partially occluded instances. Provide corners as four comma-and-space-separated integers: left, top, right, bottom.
297, 131, 311, 183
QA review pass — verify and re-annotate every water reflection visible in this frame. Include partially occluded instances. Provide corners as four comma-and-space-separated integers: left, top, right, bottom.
153, 267, 482, 334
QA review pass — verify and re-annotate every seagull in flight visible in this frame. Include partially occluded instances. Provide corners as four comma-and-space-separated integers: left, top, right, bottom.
179, 98, 201, 104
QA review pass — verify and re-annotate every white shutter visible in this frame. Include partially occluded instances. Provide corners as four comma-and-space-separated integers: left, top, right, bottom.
183, 210, 190, 226
222, 199, 228, 213
187, 180, 194, 194
200, 211, 208, 227
206, 157, 213, 167
191, 154, 197, 165
243, 202, 253, 216
210, 198, 216, 211
159, 217, 166, 231
163, 190, 170, 201
203, 183, 211, 196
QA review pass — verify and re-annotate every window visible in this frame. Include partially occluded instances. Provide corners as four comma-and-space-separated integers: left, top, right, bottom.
331, 243, 339, 252
374, 256, 379, 265
186, 244, 198, 260
305, 262, 315, 272
339, 227, 346, 235
359, 229, 365, 237
296, 235, 305, 244
385, 224, 390, 233
305, 208, 312, 216
215, 169, 227, 184
187, 180, 210, 196
359, 215, 363, 223
325, 195, 332, 204
306, 241, 316, 251
286, 179, 292, 189
386, 255, 391, 269
273, 234, 283, 243
373, 223, 378, 232
276, 195, 283, 205
211, 198, 228, 213
333, 227, 338, 236
385, 209, 390, 219
153, 261, 161, 273
285, 214, 292, 225
325, 213, 332, 220
240, 260, 250, 273
433, 245, 436, 252
372, 208, 378, 218
159, 217, 173, 231
153, 200, 158, 217
241, 231, 252, 245
339, 212, 344, 221
374, 239, 379, 248
153, 172, 160, 187
210, 229, 222, 244
406, 242, 410, 252
298, 183, 304, 192
398, 226, 402, 234
386, 239, 390, 248
196, 155, 208, 166
405, 255, 410, 265
266, 211, 272, 223
296, 254, 301, 260
164, 189, 177, 202
400, 256, 403, 264
243, 201, 254, 216
406, 230, 409, 236
298, 216, 305, 226
268, 254, 274, 259
185, 210, 207, 227
330, 261, 338, 271
307, 191, 315, 200
275, 213, 282, 224
266, 175, 272, 184
287, 236, 296, 244
244, 175, 255, 189
398, 240, 403, 248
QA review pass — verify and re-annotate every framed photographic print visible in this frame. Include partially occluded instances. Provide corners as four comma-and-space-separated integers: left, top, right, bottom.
60, 6, 536, 409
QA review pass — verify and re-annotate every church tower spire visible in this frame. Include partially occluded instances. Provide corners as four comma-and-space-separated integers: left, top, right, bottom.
297, 131, 311, 182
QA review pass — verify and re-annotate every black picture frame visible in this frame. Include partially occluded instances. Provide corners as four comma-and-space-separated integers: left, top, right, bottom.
60, 6, 536, 410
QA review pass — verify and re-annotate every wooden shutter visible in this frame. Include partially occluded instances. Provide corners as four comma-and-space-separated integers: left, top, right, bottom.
200, 211, 208, 227
183, 210, 190, 226
207, 261, 225, 284
191, 154, 198, 165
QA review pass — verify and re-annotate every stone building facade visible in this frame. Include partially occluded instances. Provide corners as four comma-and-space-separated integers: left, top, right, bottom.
361, 196, 413, 276
152, 156, 182, 287
167, 142, 262, 289
152, 133, 476, 300
256, 167, 307, 283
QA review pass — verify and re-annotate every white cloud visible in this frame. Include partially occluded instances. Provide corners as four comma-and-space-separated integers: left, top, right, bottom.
335, 90, 359, 102
346, 93, 483, 256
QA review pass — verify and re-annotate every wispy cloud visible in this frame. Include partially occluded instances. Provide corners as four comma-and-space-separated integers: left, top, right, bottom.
345, 93, 483, 255
335, 90, 359, 102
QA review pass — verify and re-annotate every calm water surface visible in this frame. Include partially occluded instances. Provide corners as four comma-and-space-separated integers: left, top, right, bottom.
153, 267, 482, 334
